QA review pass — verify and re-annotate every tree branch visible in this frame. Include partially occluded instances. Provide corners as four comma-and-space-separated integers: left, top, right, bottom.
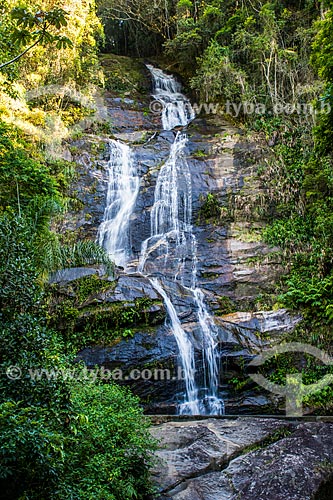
0, 35, 44, 70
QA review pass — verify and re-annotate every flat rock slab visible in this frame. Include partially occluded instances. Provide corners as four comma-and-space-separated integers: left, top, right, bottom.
151, 418, 333, 499
49, 266, 104, 284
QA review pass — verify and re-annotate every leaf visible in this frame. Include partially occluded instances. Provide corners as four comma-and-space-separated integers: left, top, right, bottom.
11, 27, 33, 45
55, 36, 73, 49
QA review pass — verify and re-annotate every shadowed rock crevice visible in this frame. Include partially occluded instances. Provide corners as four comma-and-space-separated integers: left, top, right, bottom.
313, 475, 333, 500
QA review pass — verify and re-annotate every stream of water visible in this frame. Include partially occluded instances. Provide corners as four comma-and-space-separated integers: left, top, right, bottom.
146, 64, 195, 130
98, 64, 224, 415
97, 140, 139, 268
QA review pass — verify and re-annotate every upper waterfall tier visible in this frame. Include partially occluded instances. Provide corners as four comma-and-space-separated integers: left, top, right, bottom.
146, 64, 195, 130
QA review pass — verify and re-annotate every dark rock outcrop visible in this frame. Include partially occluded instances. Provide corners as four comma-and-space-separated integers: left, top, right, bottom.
78, 327, 179, 413
151, 418, 333, 500
77, 301, 300, 414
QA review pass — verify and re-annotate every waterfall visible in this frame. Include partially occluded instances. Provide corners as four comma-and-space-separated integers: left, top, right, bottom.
150, 278, 199, 414
97, 64, 224, 415
137, 132, 193, 281
146, 64, 195, 130
140, 65, 224, 415
97, 140, 139, 268
192, 288, 225, 415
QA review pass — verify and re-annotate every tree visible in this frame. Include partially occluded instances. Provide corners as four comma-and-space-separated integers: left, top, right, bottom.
0, 7, 72, 70
190, 40, 246, 102
311, 5, 333, 154
97, 0, 175, 40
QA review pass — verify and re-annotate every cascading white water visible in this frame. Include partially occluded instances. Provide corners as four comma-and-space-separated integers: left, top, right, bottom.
146, 64, 195, 130
190, 236, 225, 415
140, 65, 224, 415
192, 288, 225, 415
97, 140, 139, 268
150, 278, 199, 414
151, 133, 191, 236
138, 132, 192, 280
96, 64, 224, 415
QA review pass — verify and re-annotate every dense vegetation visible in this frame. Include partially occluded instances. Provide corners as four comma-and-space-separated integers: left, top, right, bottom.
1, 0, 333, 496
0, 1, 155, 498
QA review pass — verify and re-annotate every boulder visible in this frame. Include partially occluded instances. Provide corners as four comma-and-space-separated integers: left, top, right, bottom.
151, 418, 333, 500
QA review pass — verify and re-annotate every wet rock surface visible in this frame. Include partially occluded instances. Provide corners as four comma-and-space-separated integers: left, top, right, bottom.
55, 58, 302, 414
56, 94, 282, 306
77, 303, 299, 415
57, 99, 281, 306
151, 418, 333, 500
49, 266, 105, 284
101, 274, 162, 303
216, 309, 302, 360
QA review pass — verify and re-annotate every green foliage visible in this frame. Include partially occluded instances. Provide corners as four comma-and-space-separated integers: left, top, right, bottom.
0, 5, 157, 499
0, 383, 157, 499
0, 5, 74, 71
241, 7, 333, 409
0, 206, 113, 294
177, 0, 193, 17
71, 273, 112, 302
303, 154, 333, 201
11, 6, 68, 33
48, 278, 157, 351
190, 40, 246, 102
162, 0, 319, 110
229, 376, 249, 391
311, 8, 333, 84
10, 6, 72, 47
100, 54, 150, 96
264, 198, 333, 325
283, 271, 333, 320
0, 120, 59, 211
199, 192, 220, 217
97, 0, 171, 56
0, 212, 40, 313
0, 119, 113, 279
192, 148, 207, 158
164, 24, 204, 75
0, 402, 65, 499
0, 212, 155, 499
258, 352, 333, 413
262, 122, 333, 328
41, 238, 115, 276
60, 383, 156, 499
197, 192, 229, 224
0, 209, 70, 498
215, 295, 236, 315
0, 0, 103, 90
312, 88, 333, 154
264, 216, 310, 251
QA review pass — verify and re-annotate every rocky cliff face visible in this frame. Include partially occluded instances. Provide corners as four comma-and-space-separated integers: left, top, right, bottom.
52, 56, 302, 414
